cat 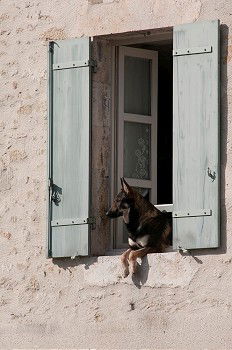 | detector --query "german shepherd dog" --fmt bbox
[106,178,172,277]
